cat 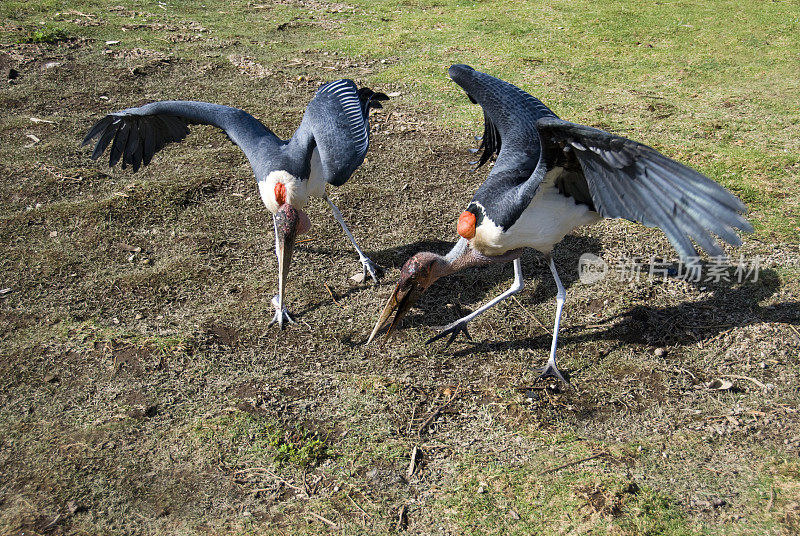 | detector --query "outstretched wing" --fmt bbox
[535,116,753,260]
[295,79,388,187]
[448,64,558,229]
[82,100,278,172]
